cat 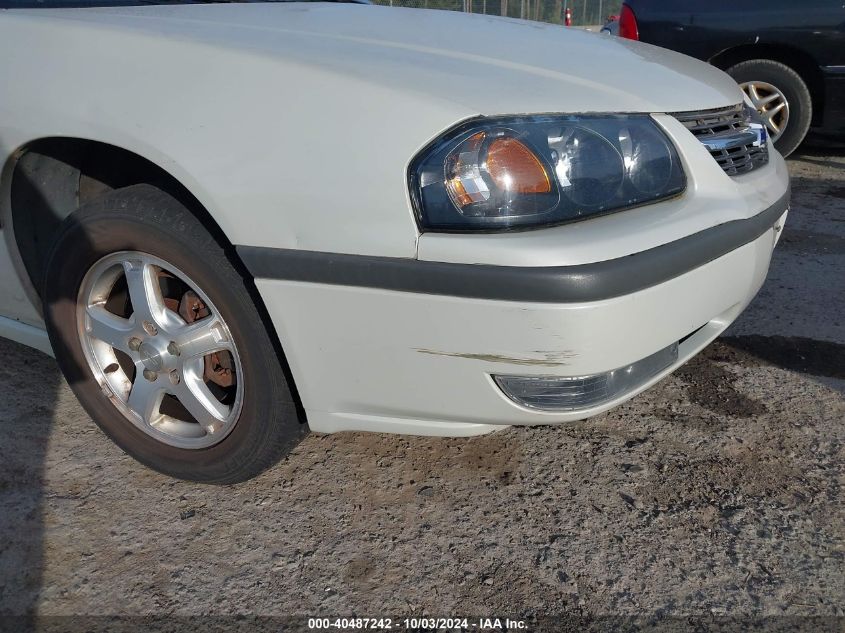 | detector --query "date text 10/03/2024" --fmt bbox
[308,618,528,630]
